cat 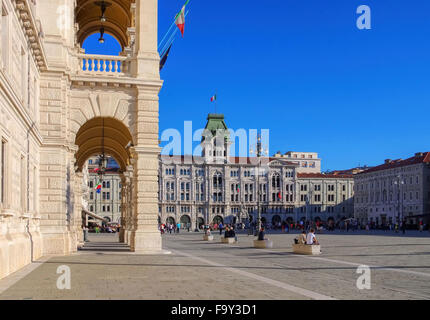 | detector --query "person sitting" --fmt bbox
[306,228,319,245]
[224,226,231,238]
[257,227,266,241]
[230,227,236,238]
[295,231,307,244]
